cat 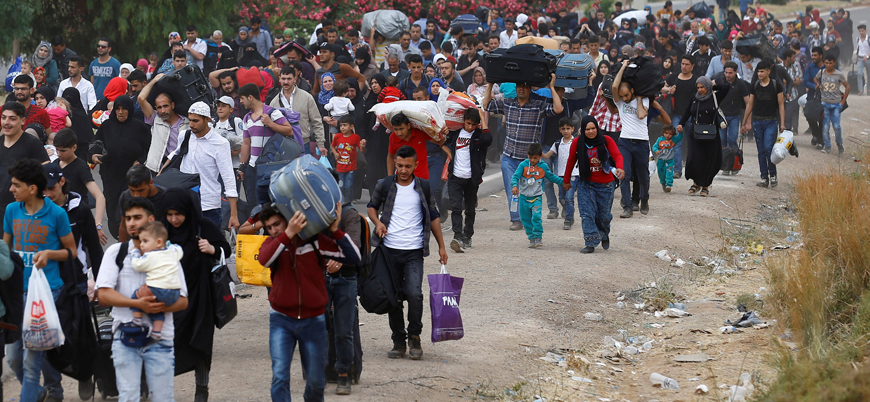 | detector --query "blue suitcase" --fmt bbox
[269,154,342,240]
[554,53,594,89]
